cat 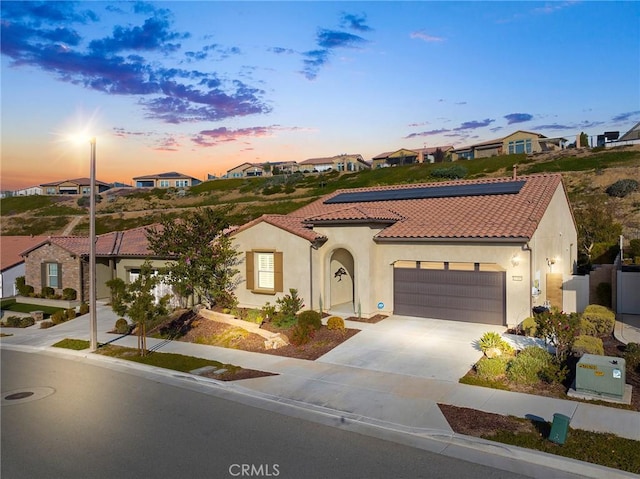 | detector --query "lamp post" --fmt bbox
[89,137,98,351]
